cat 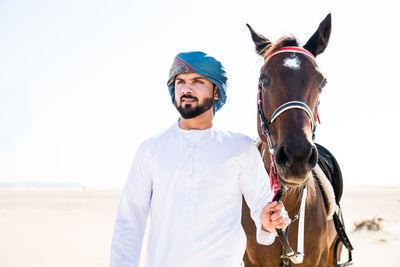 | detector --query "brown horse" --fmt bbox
[241,14,343,267]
